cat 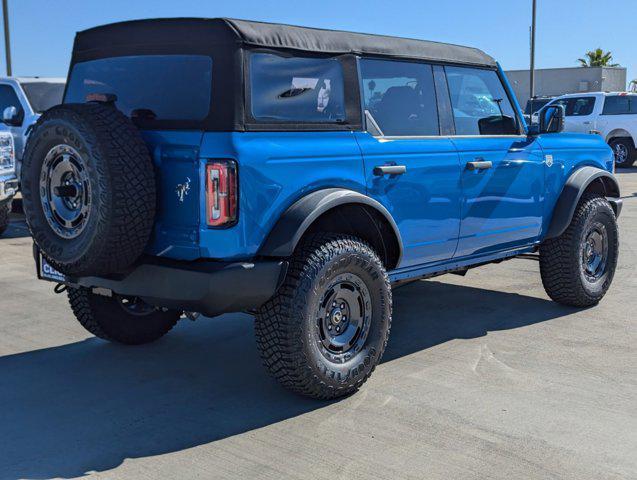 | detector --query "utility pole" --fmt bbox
[2,0,11,76]
[529,0,537,100]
